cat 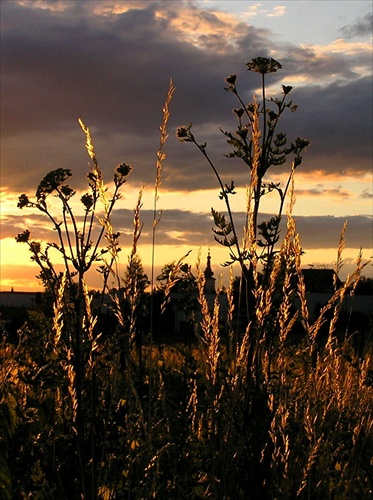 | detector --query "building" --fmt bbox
[0,290,42,308]
[170,252,229,335]
[294,268,372,321]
